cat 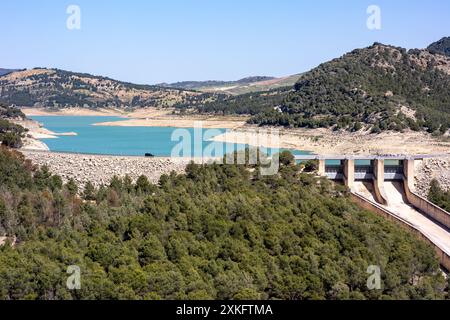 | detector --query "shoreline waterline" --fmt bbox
[22,111,450,157]
[21,107,248,129]
[27,115,311,157]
